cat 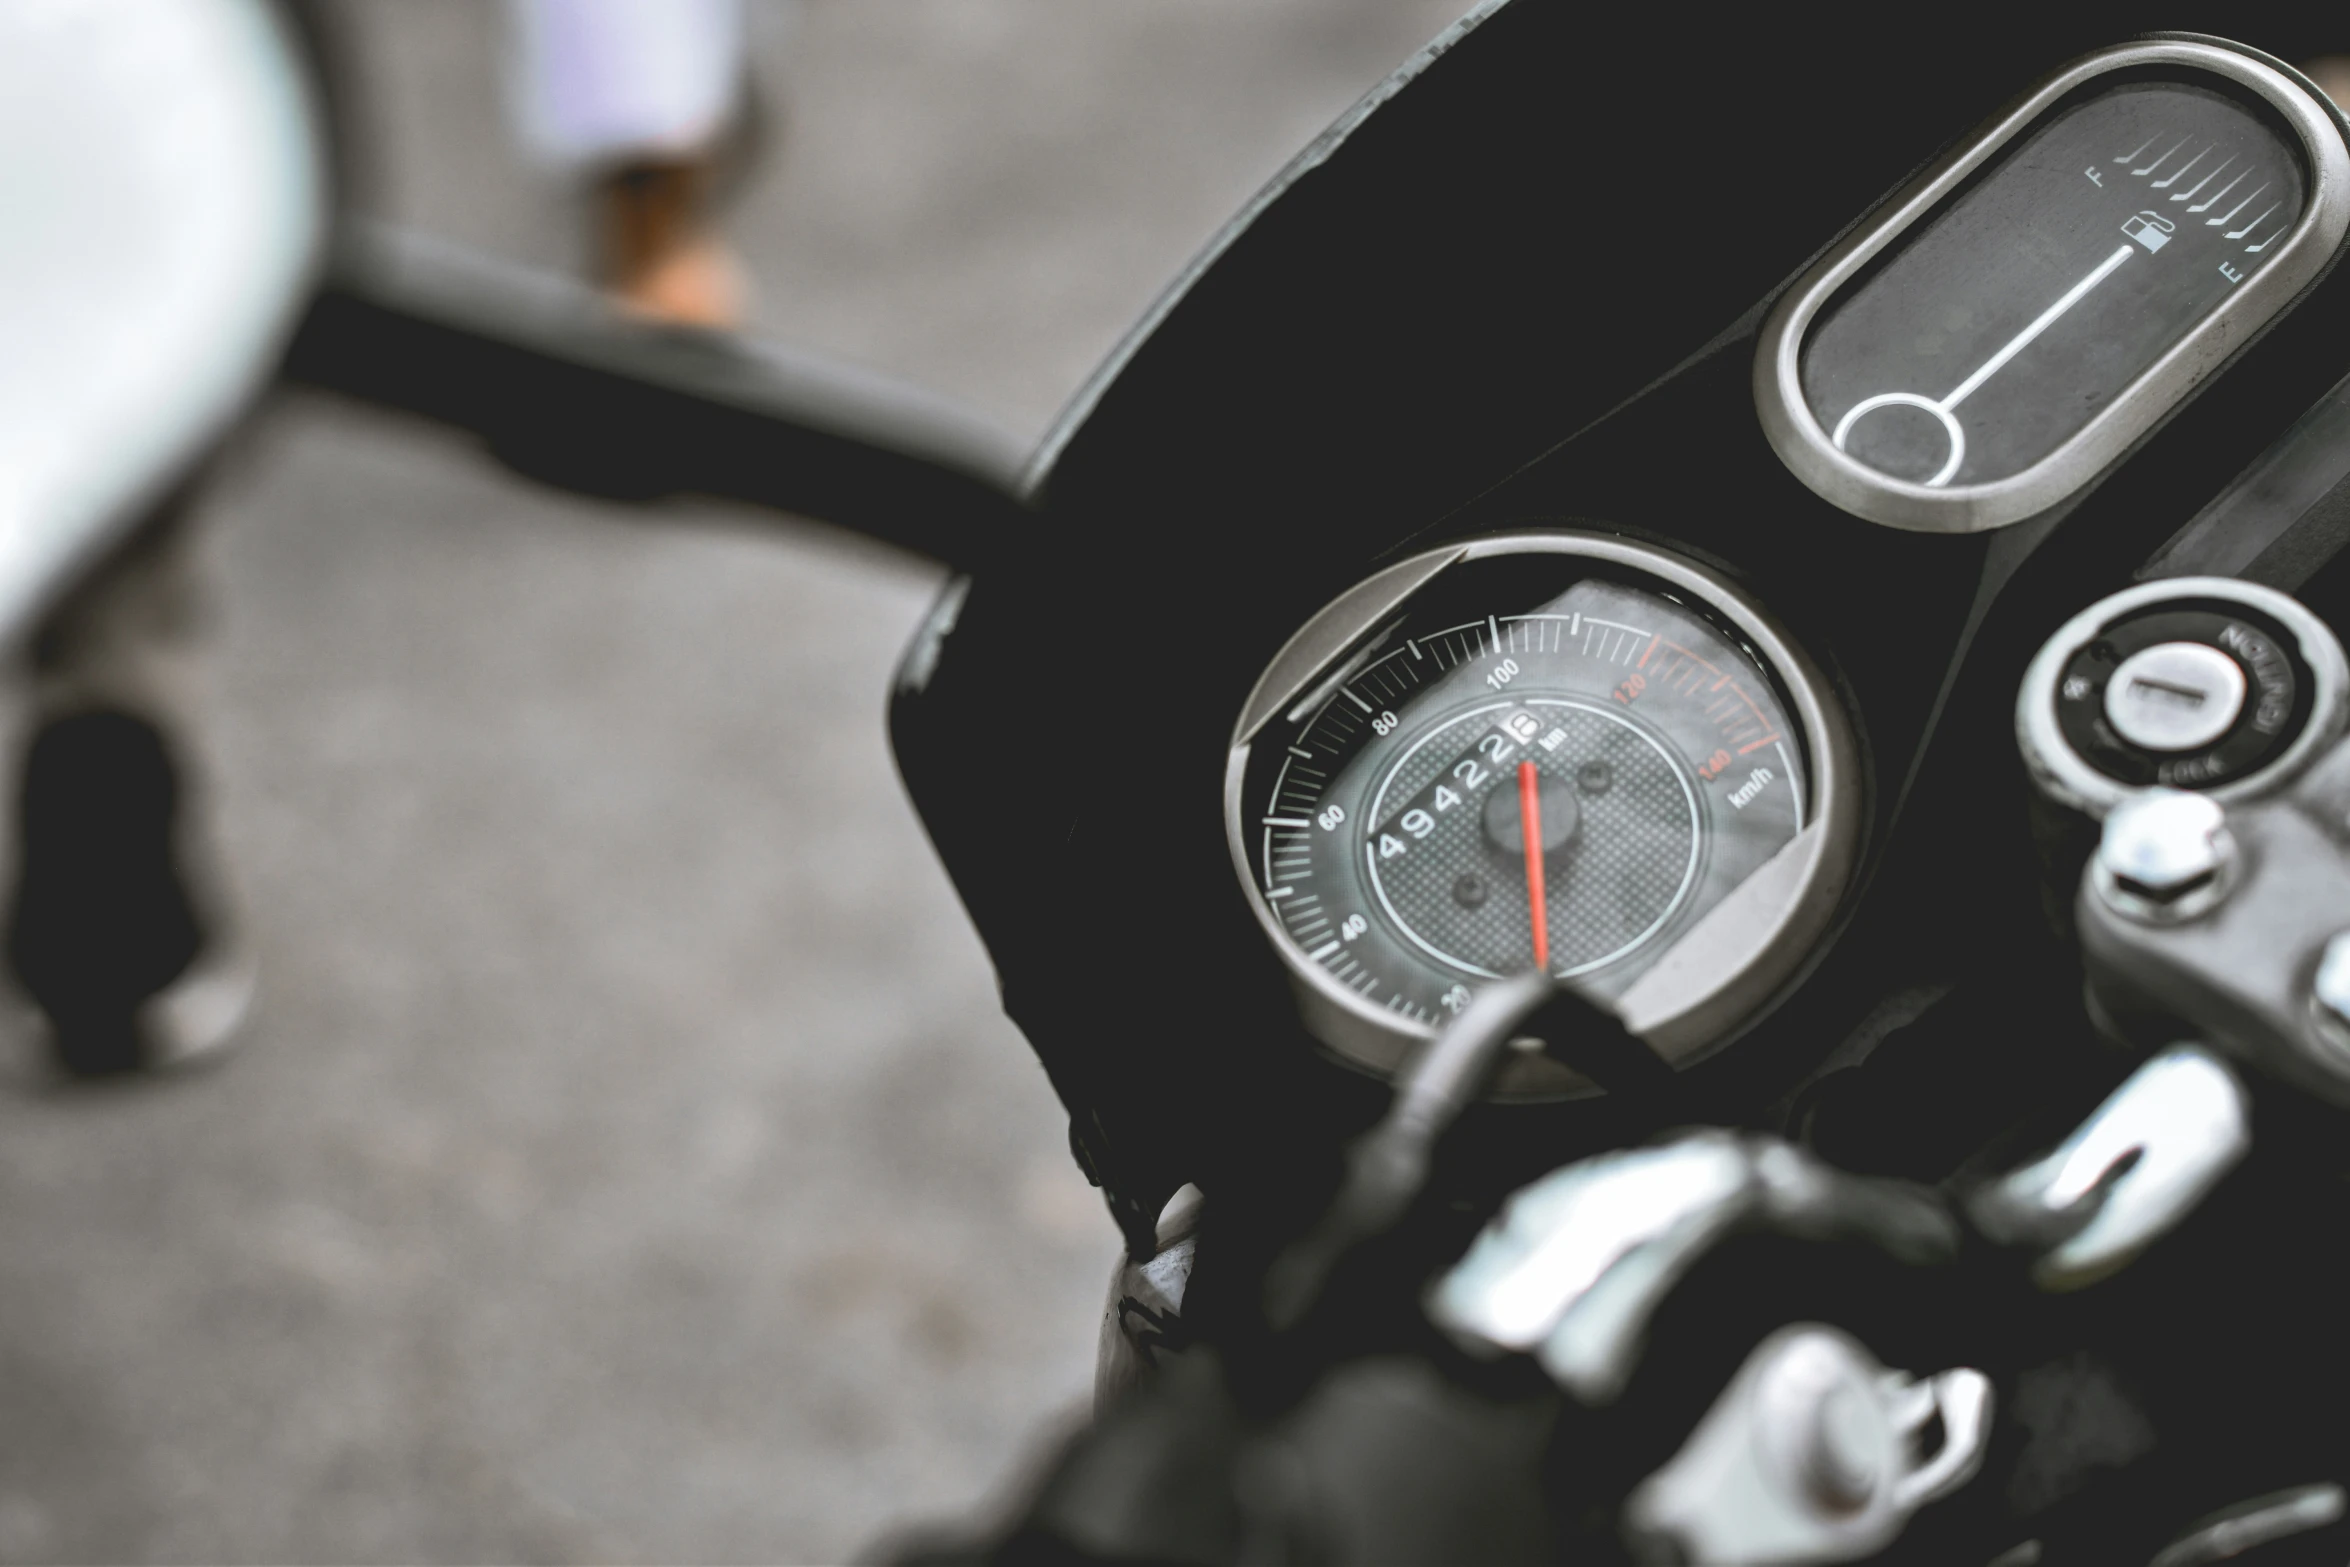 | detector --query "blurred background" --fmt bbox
[0,2,1465,1561]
